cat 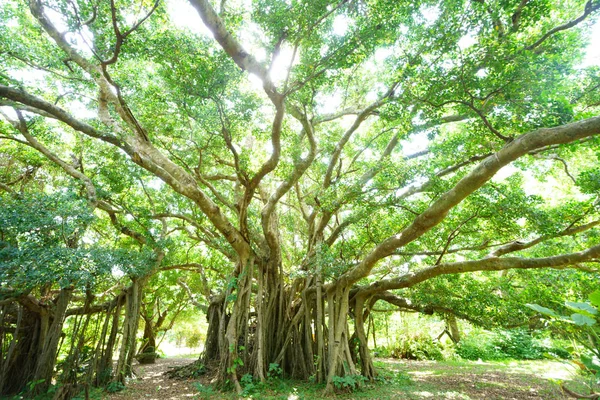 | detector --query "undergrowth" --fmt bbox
[456,328,570,361]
